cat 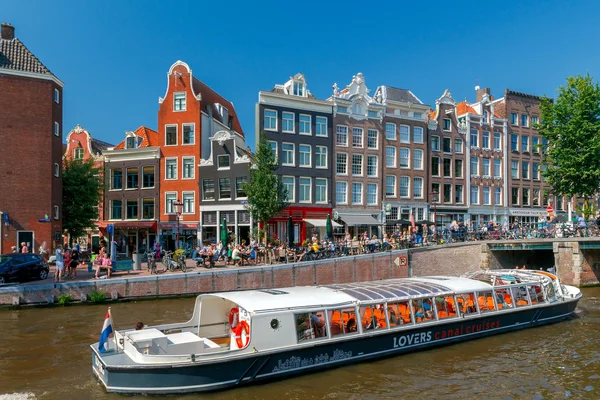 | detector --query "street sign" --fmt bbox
[38,218,51,223]
[394,257,400,267]
[546,205,554,213]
